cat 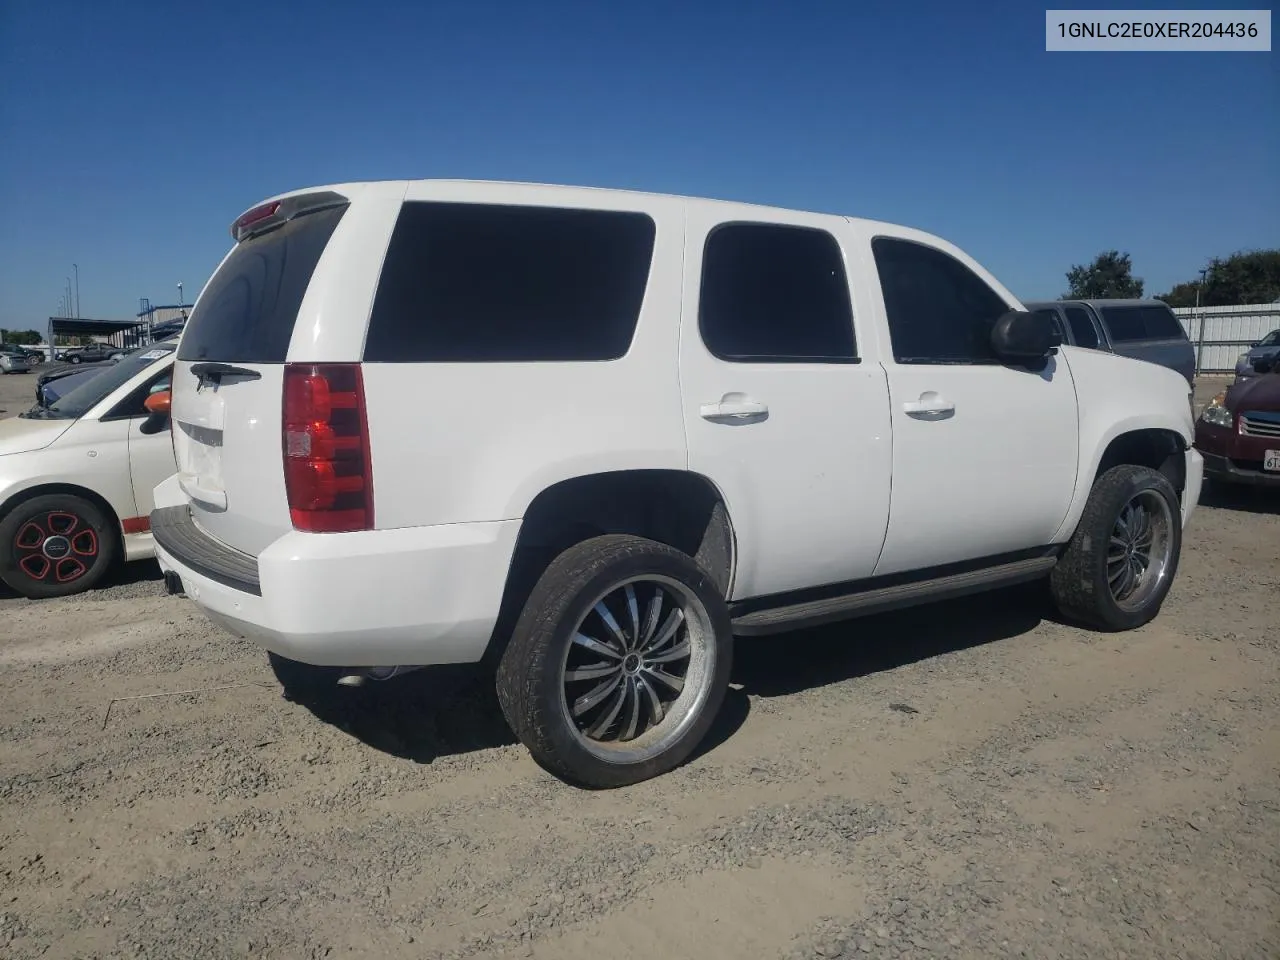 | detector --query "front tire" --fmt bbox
[68,356,80,364]
[496,534,733,789]
[0,494,119,599]
[1050,464,1182,631]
